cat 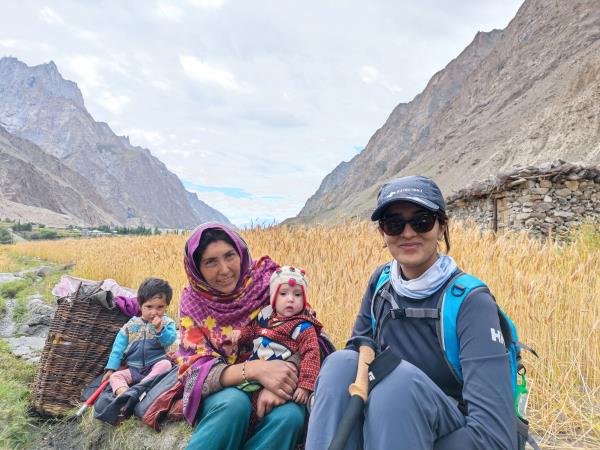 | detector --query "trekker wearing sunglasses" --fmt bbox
[306,176,516,450]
